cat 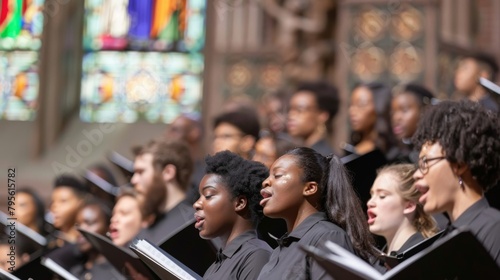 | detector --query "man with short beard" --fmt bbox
[131,139,194,243]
